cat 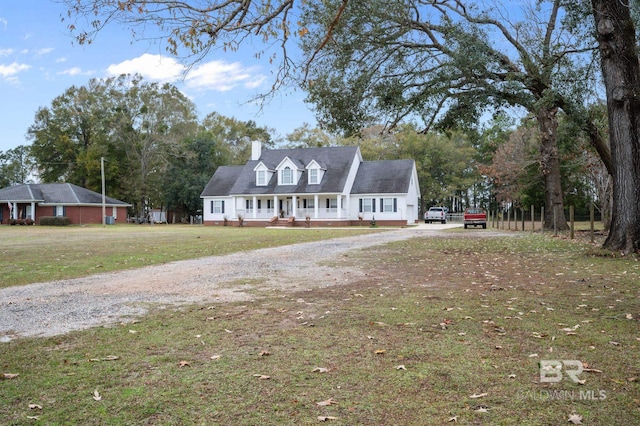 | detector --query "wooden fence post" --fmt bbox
[570,205,575,240]
[531,205,535,232]
[590,202,595,243]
